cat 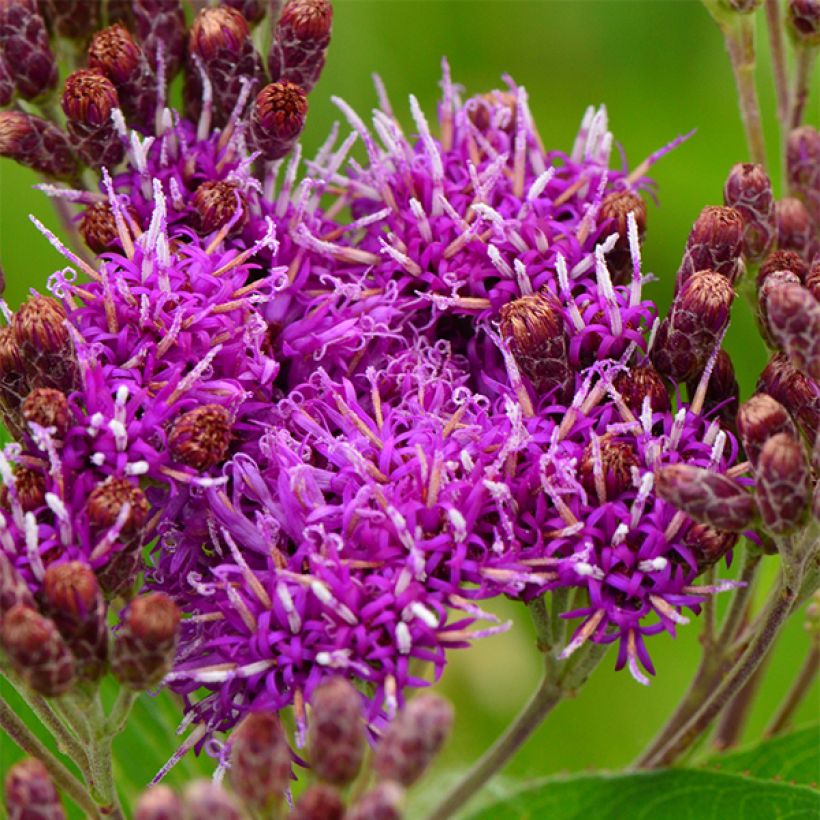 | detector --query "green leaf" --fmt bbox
[467,769,820,820]
[702,724,819,788]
